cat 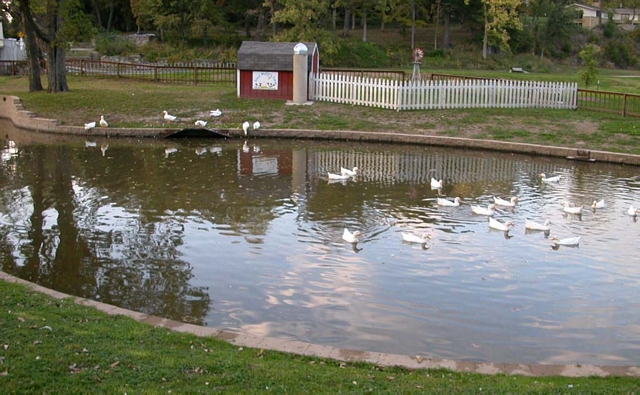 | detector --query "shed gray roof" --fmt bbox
[237,41,318,71]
